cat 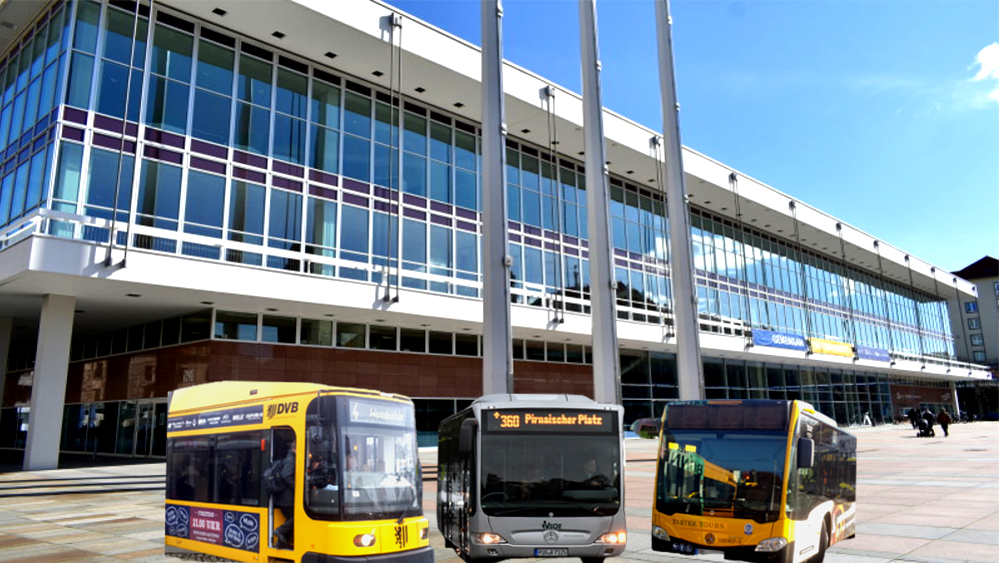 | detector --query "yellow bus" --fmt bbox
[649,400,855,563]
[164,381,432,563]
